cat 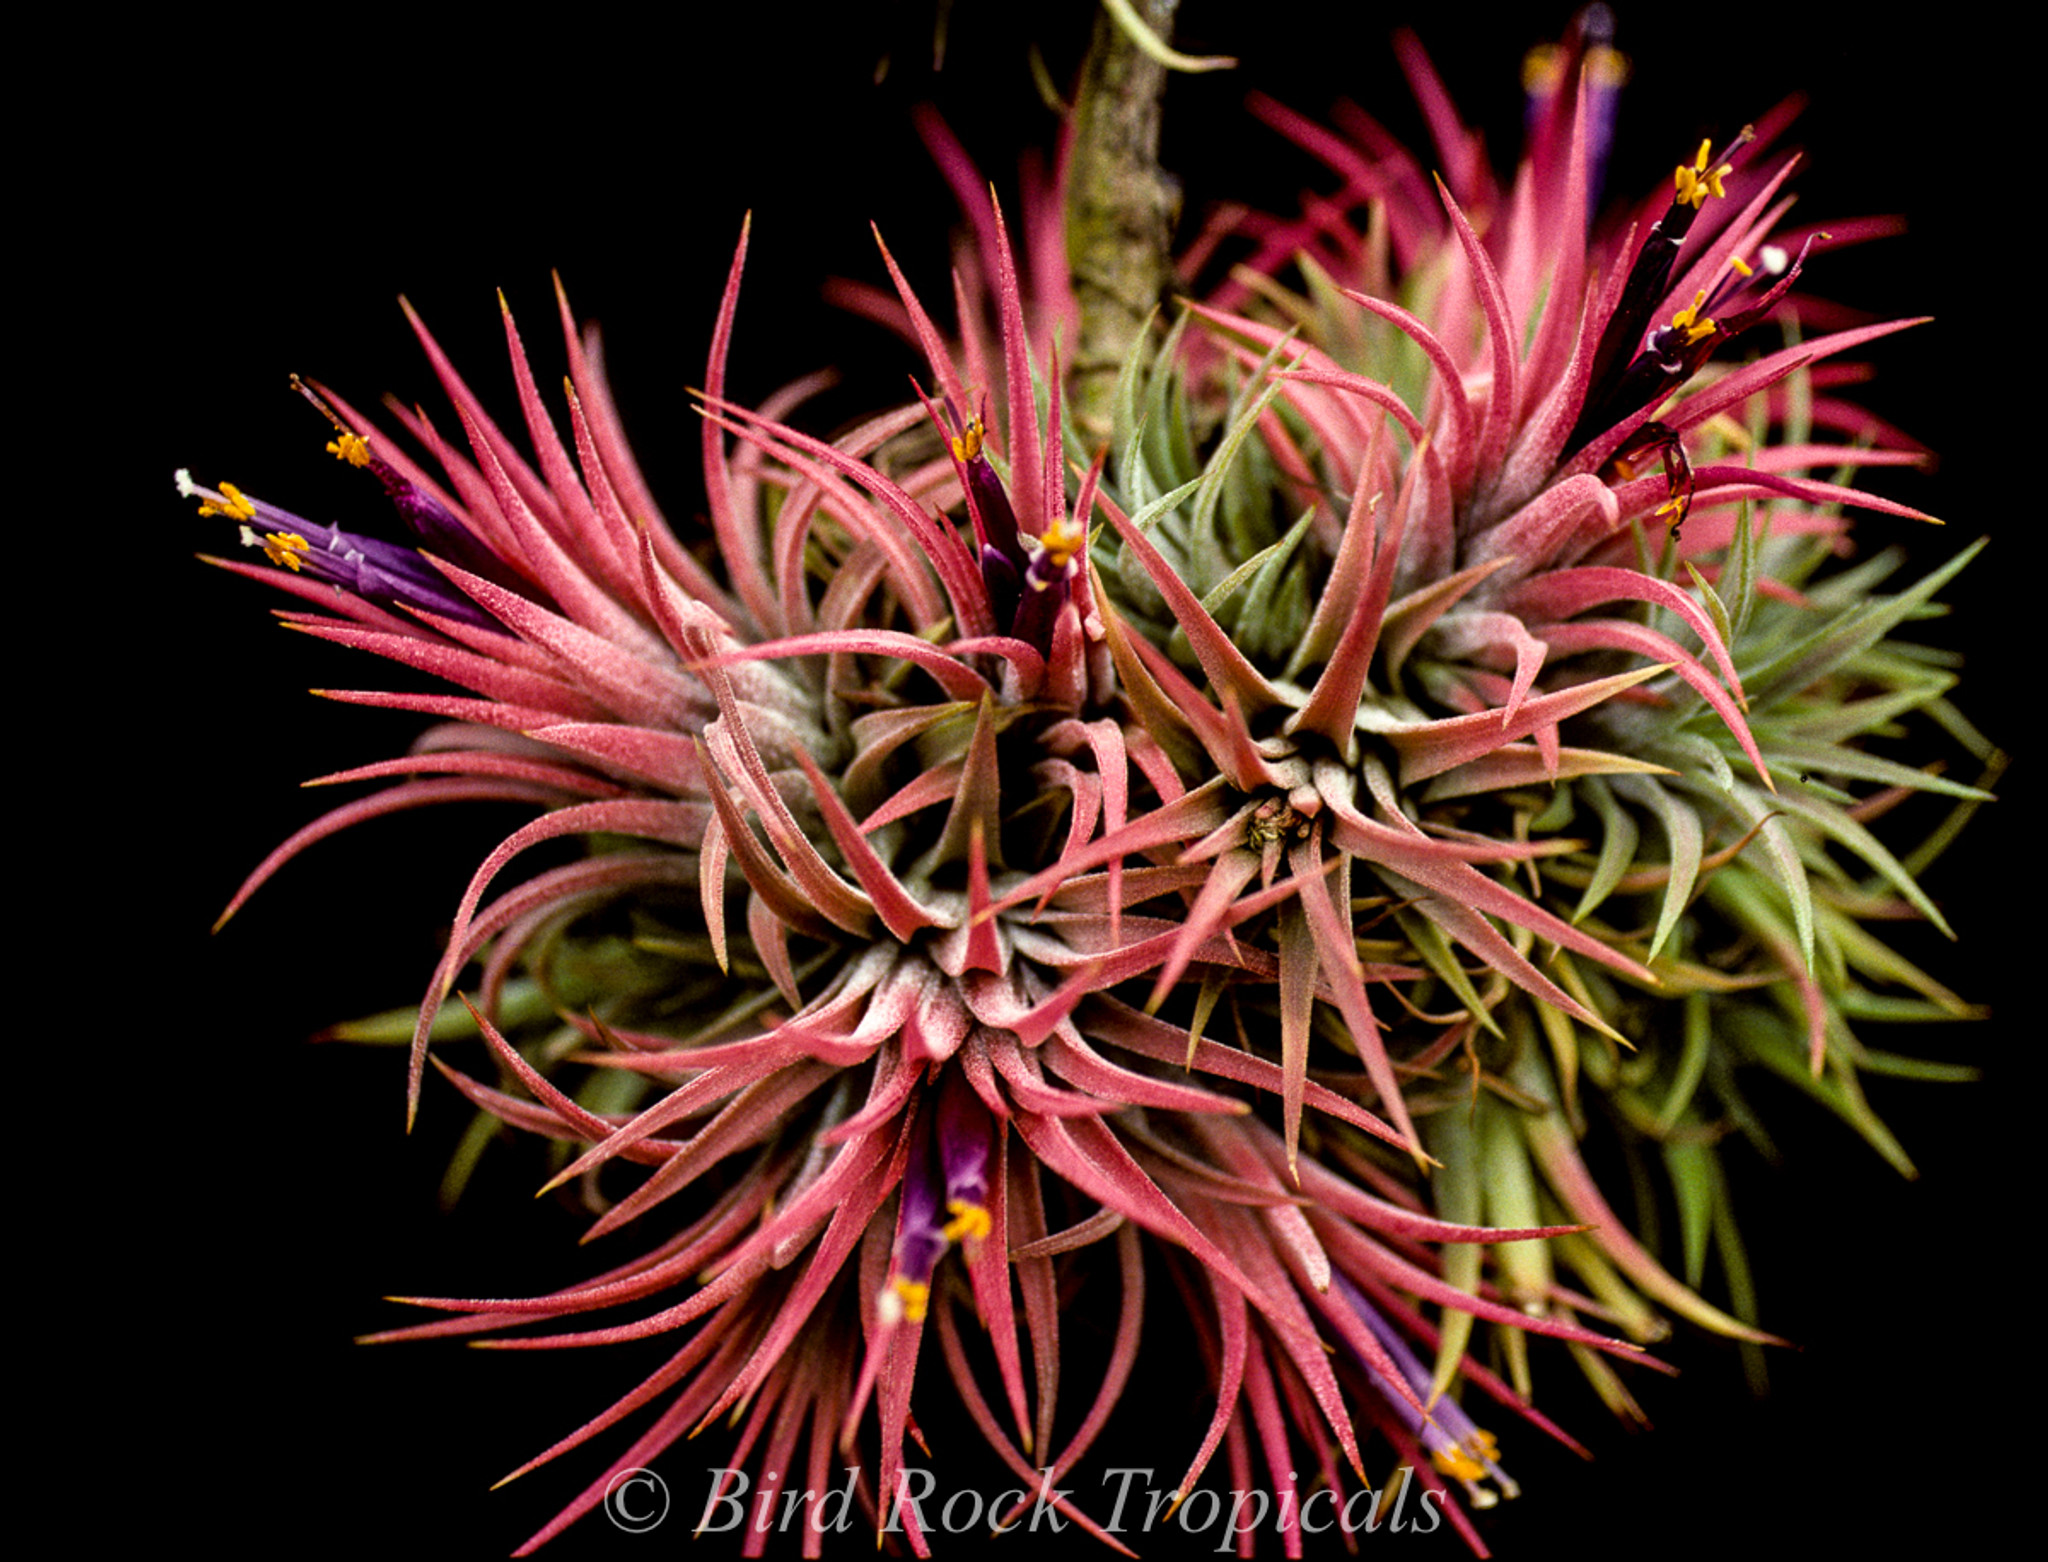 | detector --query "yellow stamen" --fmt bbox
[1039,515,1085,570]
[942,1199,991,1243]
[1729,254,1754,278]
[1587,44,1629,89]
[196,480,257,523]
[293,374,373,465]
[950,415,985,464]
[326,431,372,467]
[889,1276,930,1323]
[1669,289,1717,345]
[259,531,312,571]
[1431,1446,1487,1483]
[1673,140,1731,209]
[1523,41,1628,93]
[1520,44,1563,94]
